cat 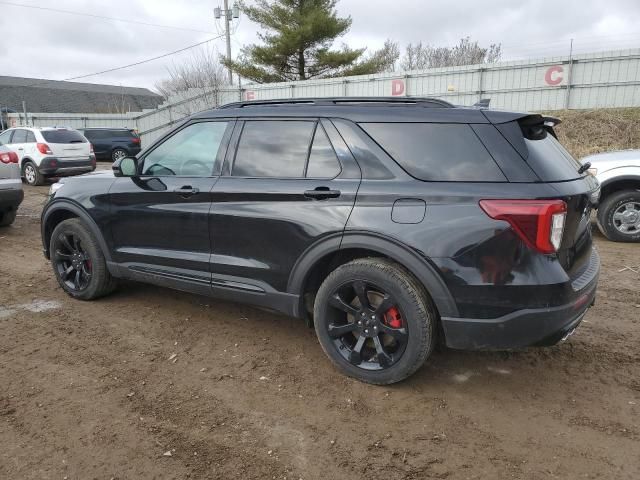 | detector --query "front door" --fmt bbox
[108,120,233,289]
[209,118,361,295]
